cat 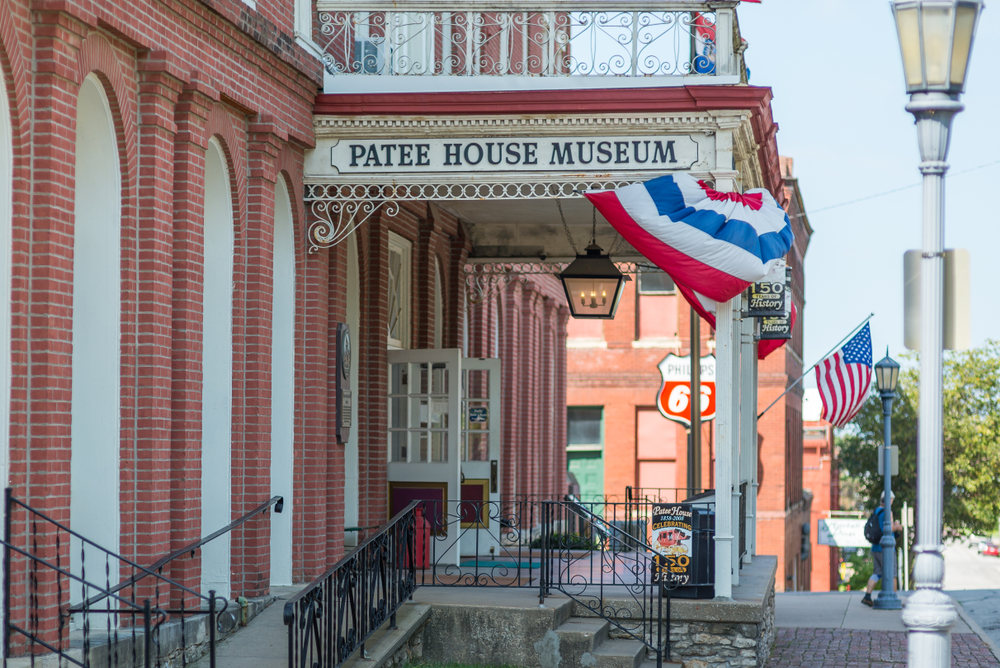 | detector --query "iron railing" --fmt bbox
[314,1,743,89]
[2,489,226,668]
[626,487,707,504]
[539,498,715,668]
[284,502,417,668]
